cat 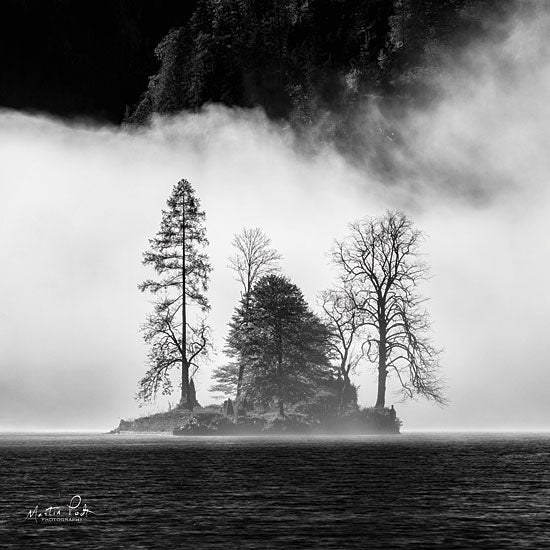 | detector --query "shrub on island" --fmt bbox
[171,407,400,436]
